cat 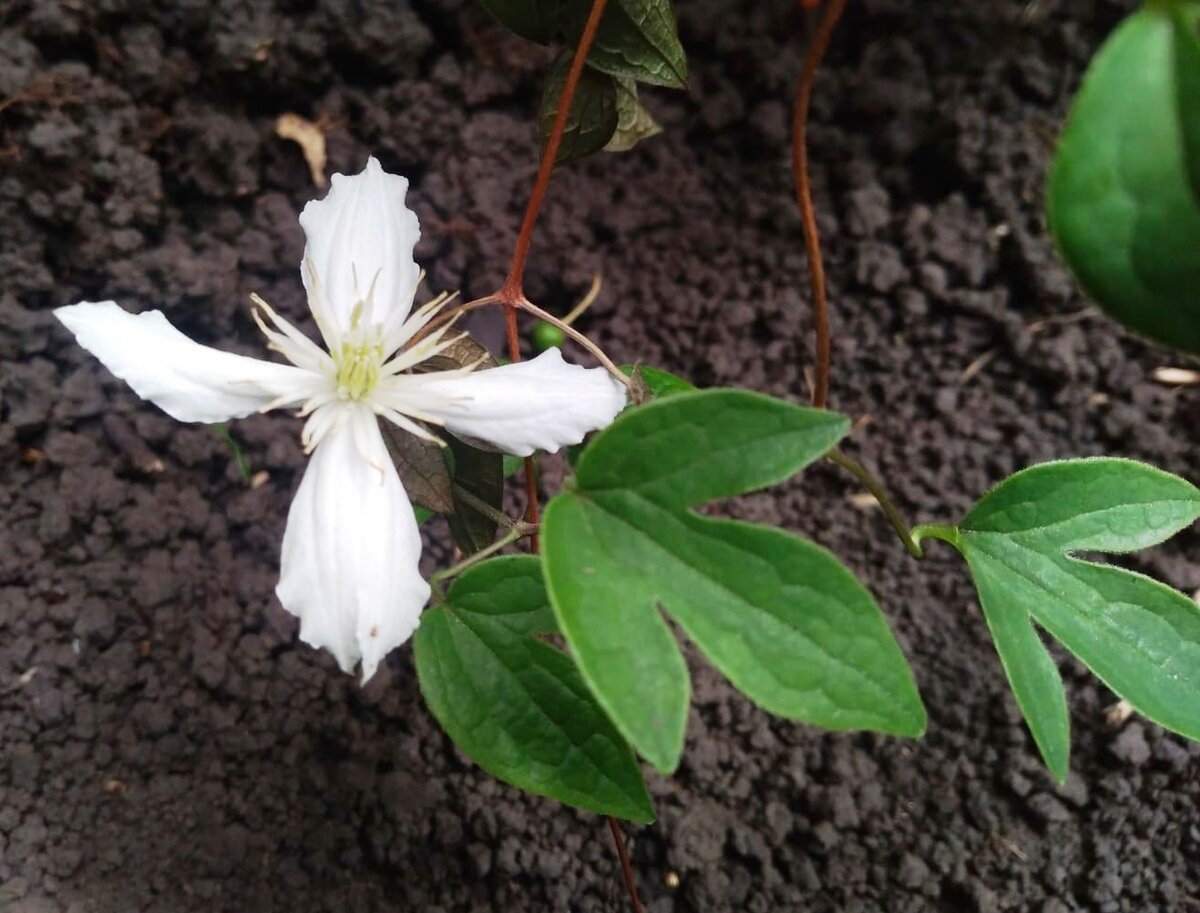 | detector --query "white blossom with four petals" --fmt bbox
[56,157,627,683]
